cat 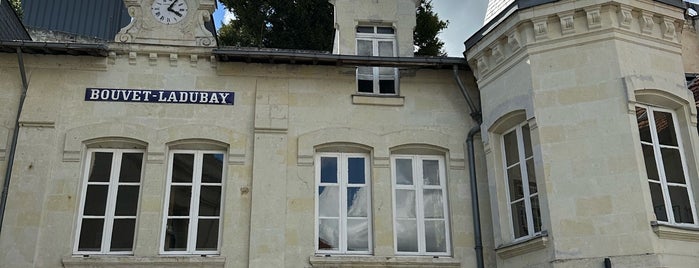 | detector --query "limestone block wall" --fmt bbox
[682,20,699,74]
[467,0,699,267]
[0,53,22,196]
[331,0,418,56]
[0,44,482,267]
